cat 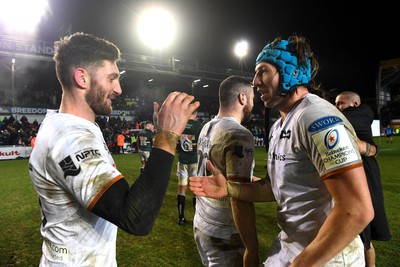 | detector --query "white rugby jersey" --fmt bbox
[194,116,255,239]
[29,110,123,266]
[265,94,364,265]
